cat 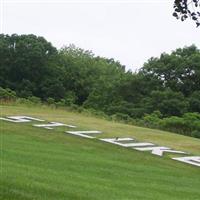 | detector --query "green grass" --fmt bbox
[1,104,200,200]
